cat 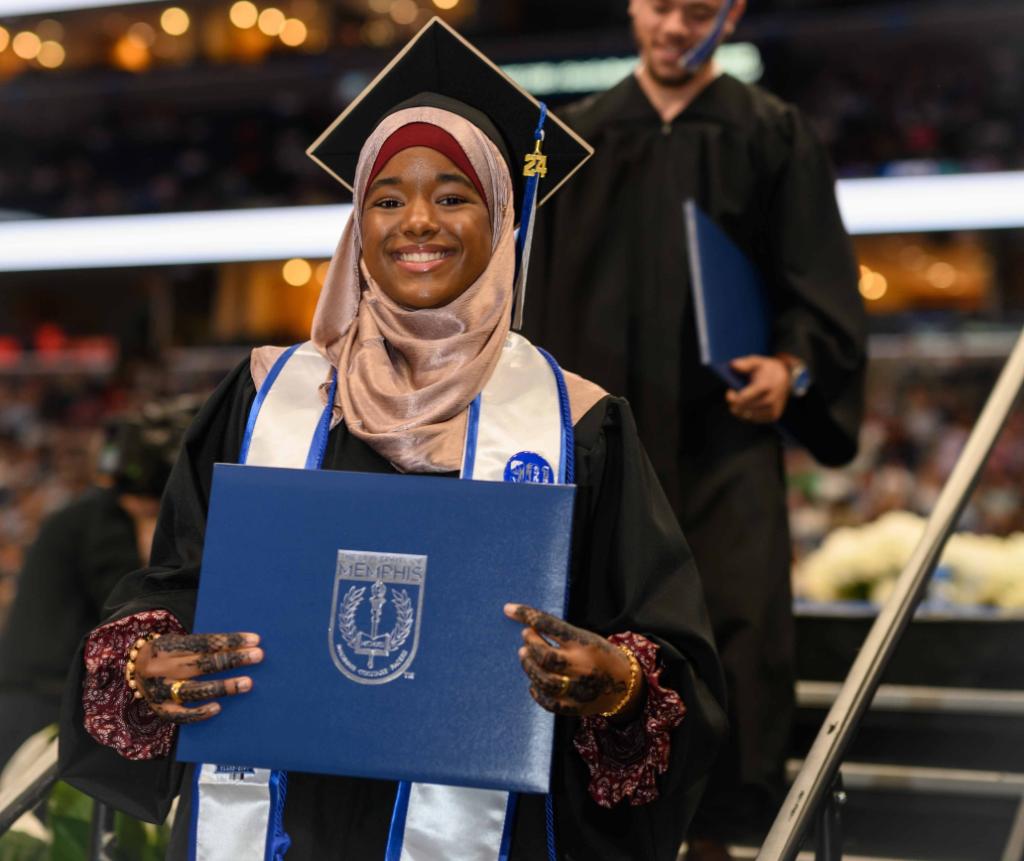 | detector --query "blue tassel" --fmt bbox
[512,102,549,330]
[680,0,735,73]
